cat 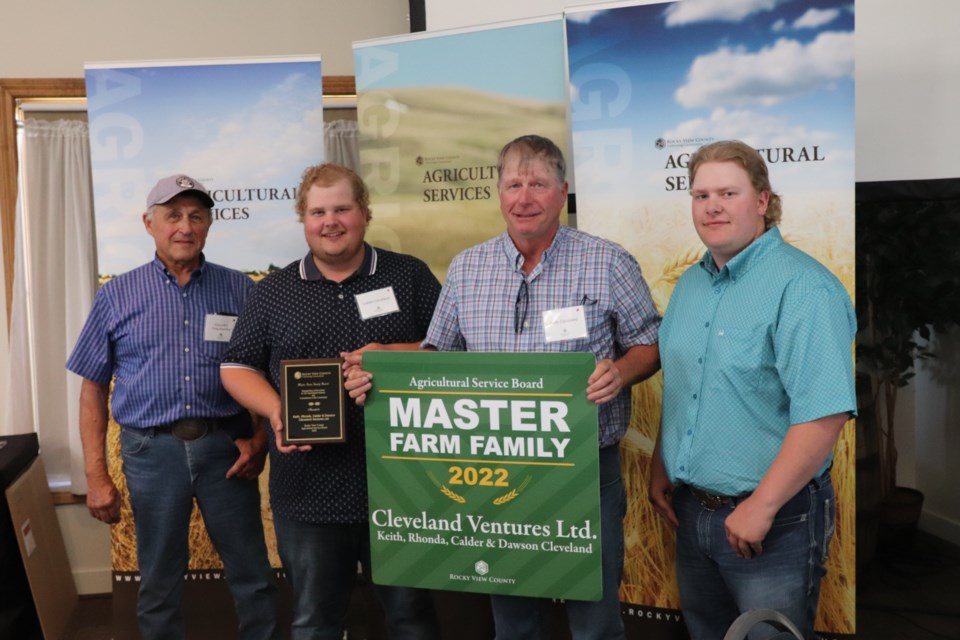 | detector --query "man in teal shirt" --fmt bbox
[649,140,856,640]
